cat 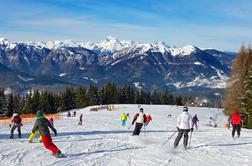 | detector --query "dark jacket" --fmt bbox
[32,115,57,136]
